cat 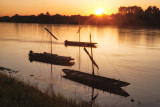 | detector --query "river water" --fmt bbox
[0,22,160,107]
